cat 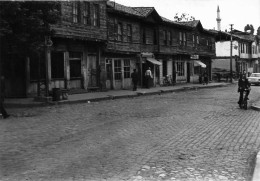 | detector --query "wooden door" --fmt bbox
[88,55,97,87]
